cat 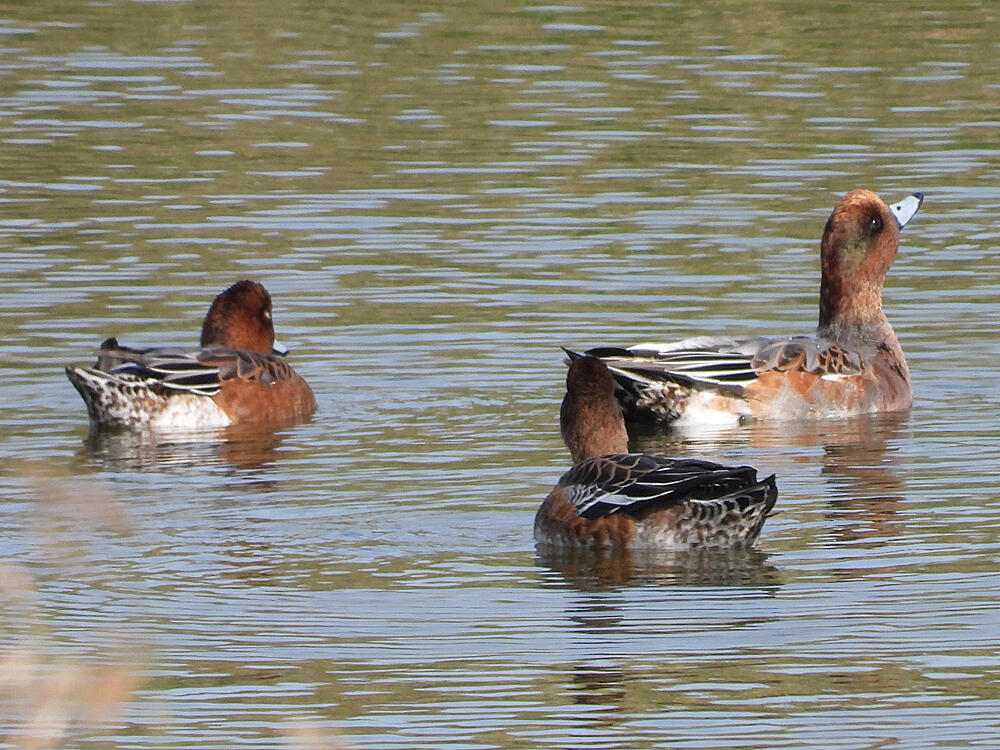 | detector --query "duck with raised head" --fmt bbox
[66,280,316,429]
[534,356,777,550]
[566,189,923,425]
